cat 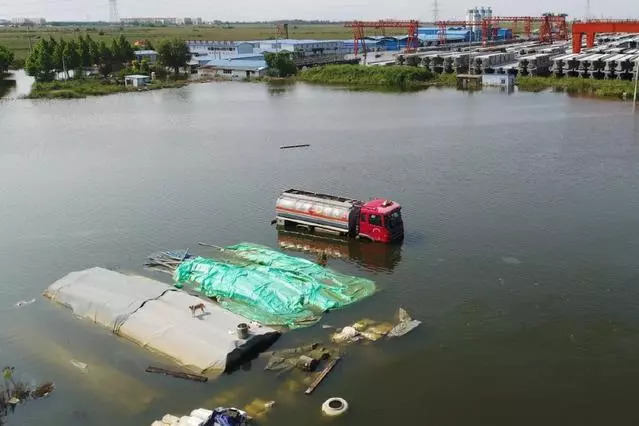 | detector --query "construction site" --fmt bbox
[343,13,639,83]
